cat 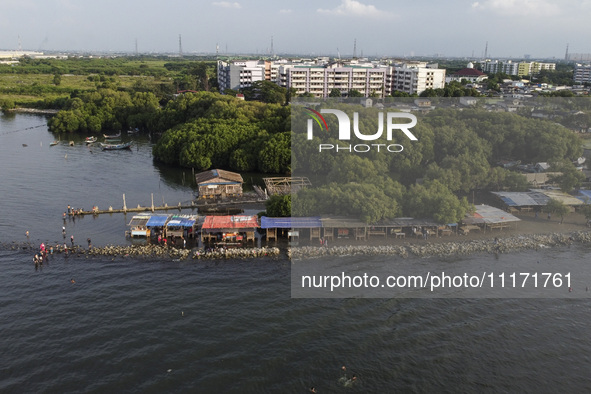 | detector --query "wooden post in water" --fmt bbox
[123,193,127,212]
[151,193,154,212]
